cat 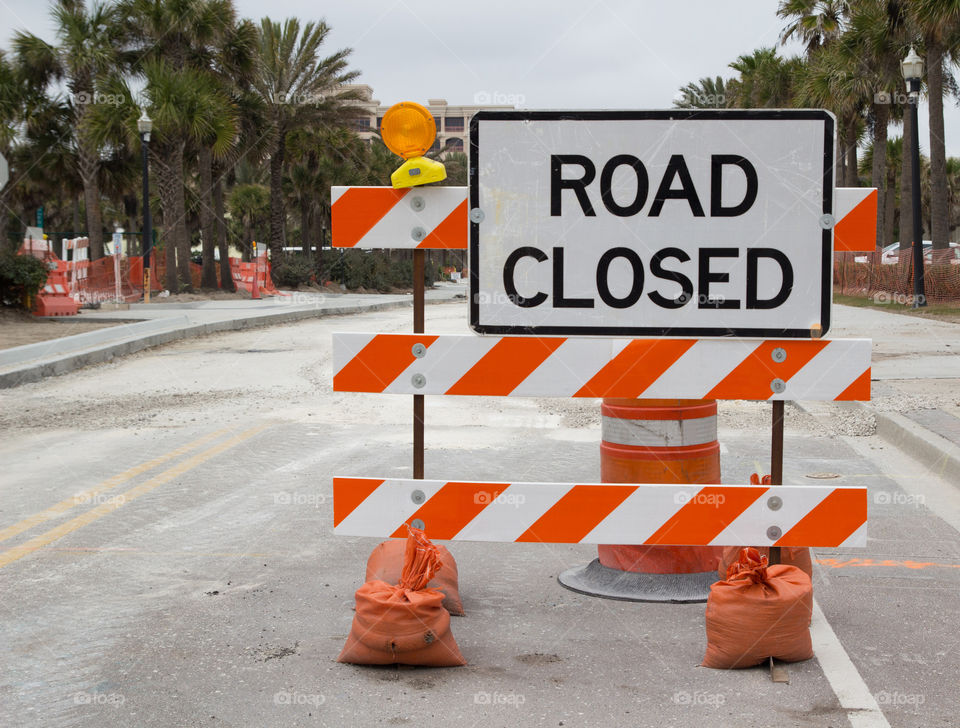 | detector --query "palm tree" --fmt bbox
[193,13,257,289]
[14,0,122,260]
[116,0,241,291]
[861,136,903,247]
[794,45,865,186]
[228,182,268,259]
[839,0,910,248]
[911,0,960,256]
[0,51,23,251]
[778,0,848,55]
[252,17,360,261]
[673,77,733,108]
[728,48,805,108]
[946,156,960,239]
